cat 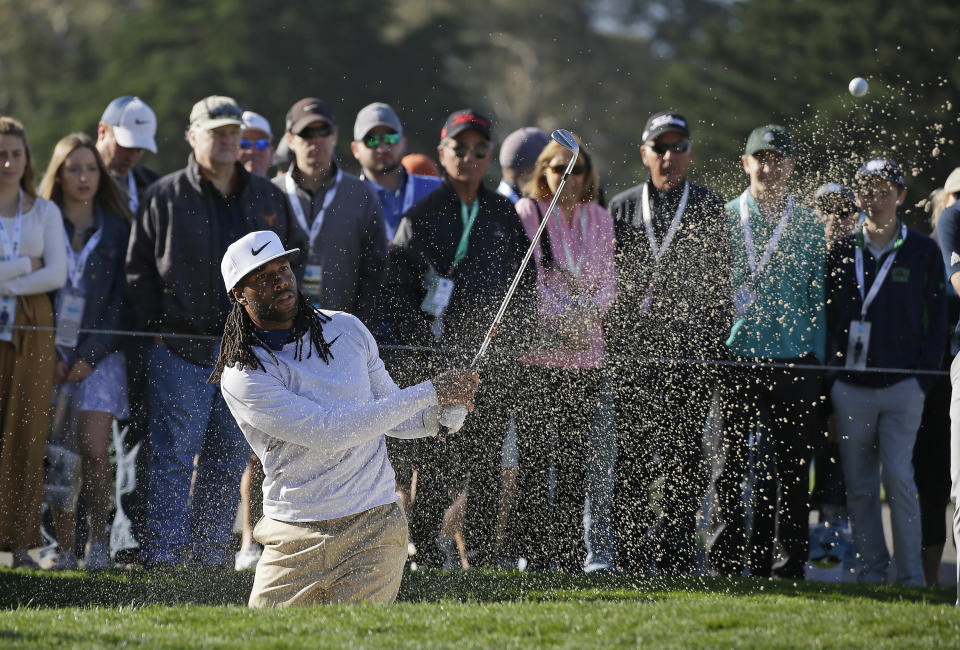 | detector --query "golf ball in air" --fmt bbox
[848,77,869,97]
